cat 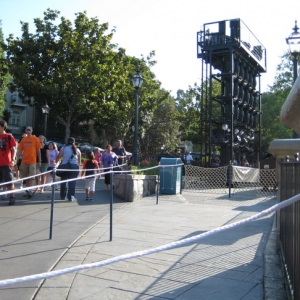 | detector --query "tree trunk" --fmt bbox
[89,120,96,145]
[65,124,71,143]
[101,128,107,148]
